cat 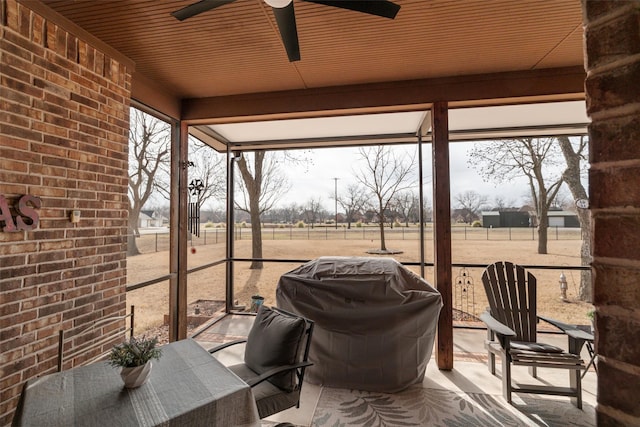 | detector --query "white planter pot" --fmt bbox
[120,361,152,388]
